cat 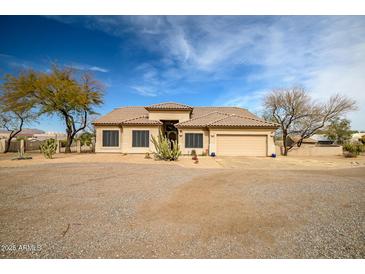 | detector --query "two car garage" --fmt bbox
[216,135,268,156]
